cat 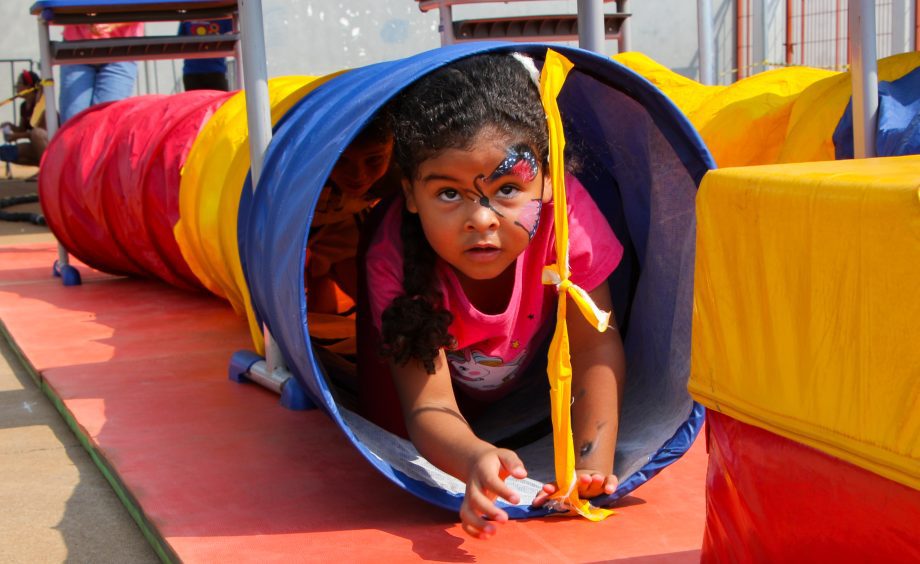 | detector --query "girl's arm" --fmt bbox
[391,353,527,539]
[534,280,625,504]
[569,280,625,496]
